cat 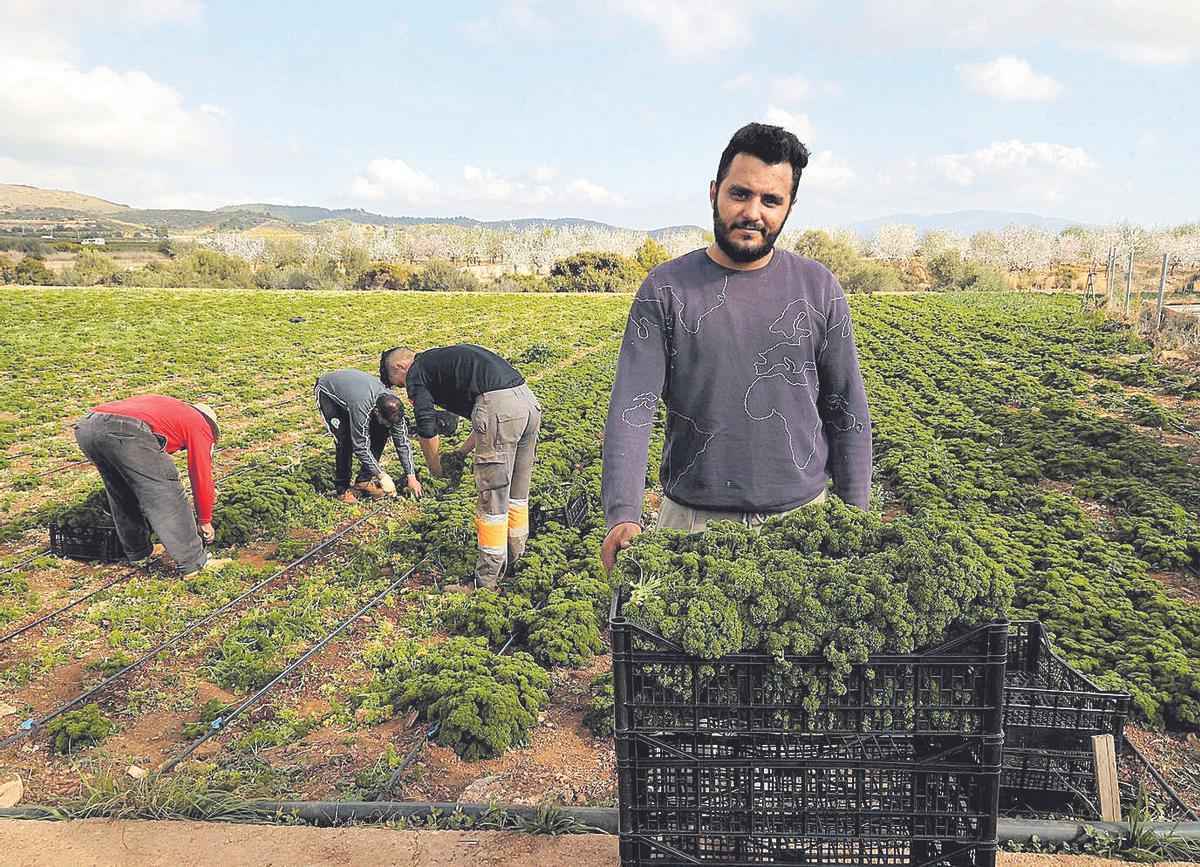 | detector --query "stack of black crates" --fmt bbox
[611,593,1009,866]
[1001,620,1130,815]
